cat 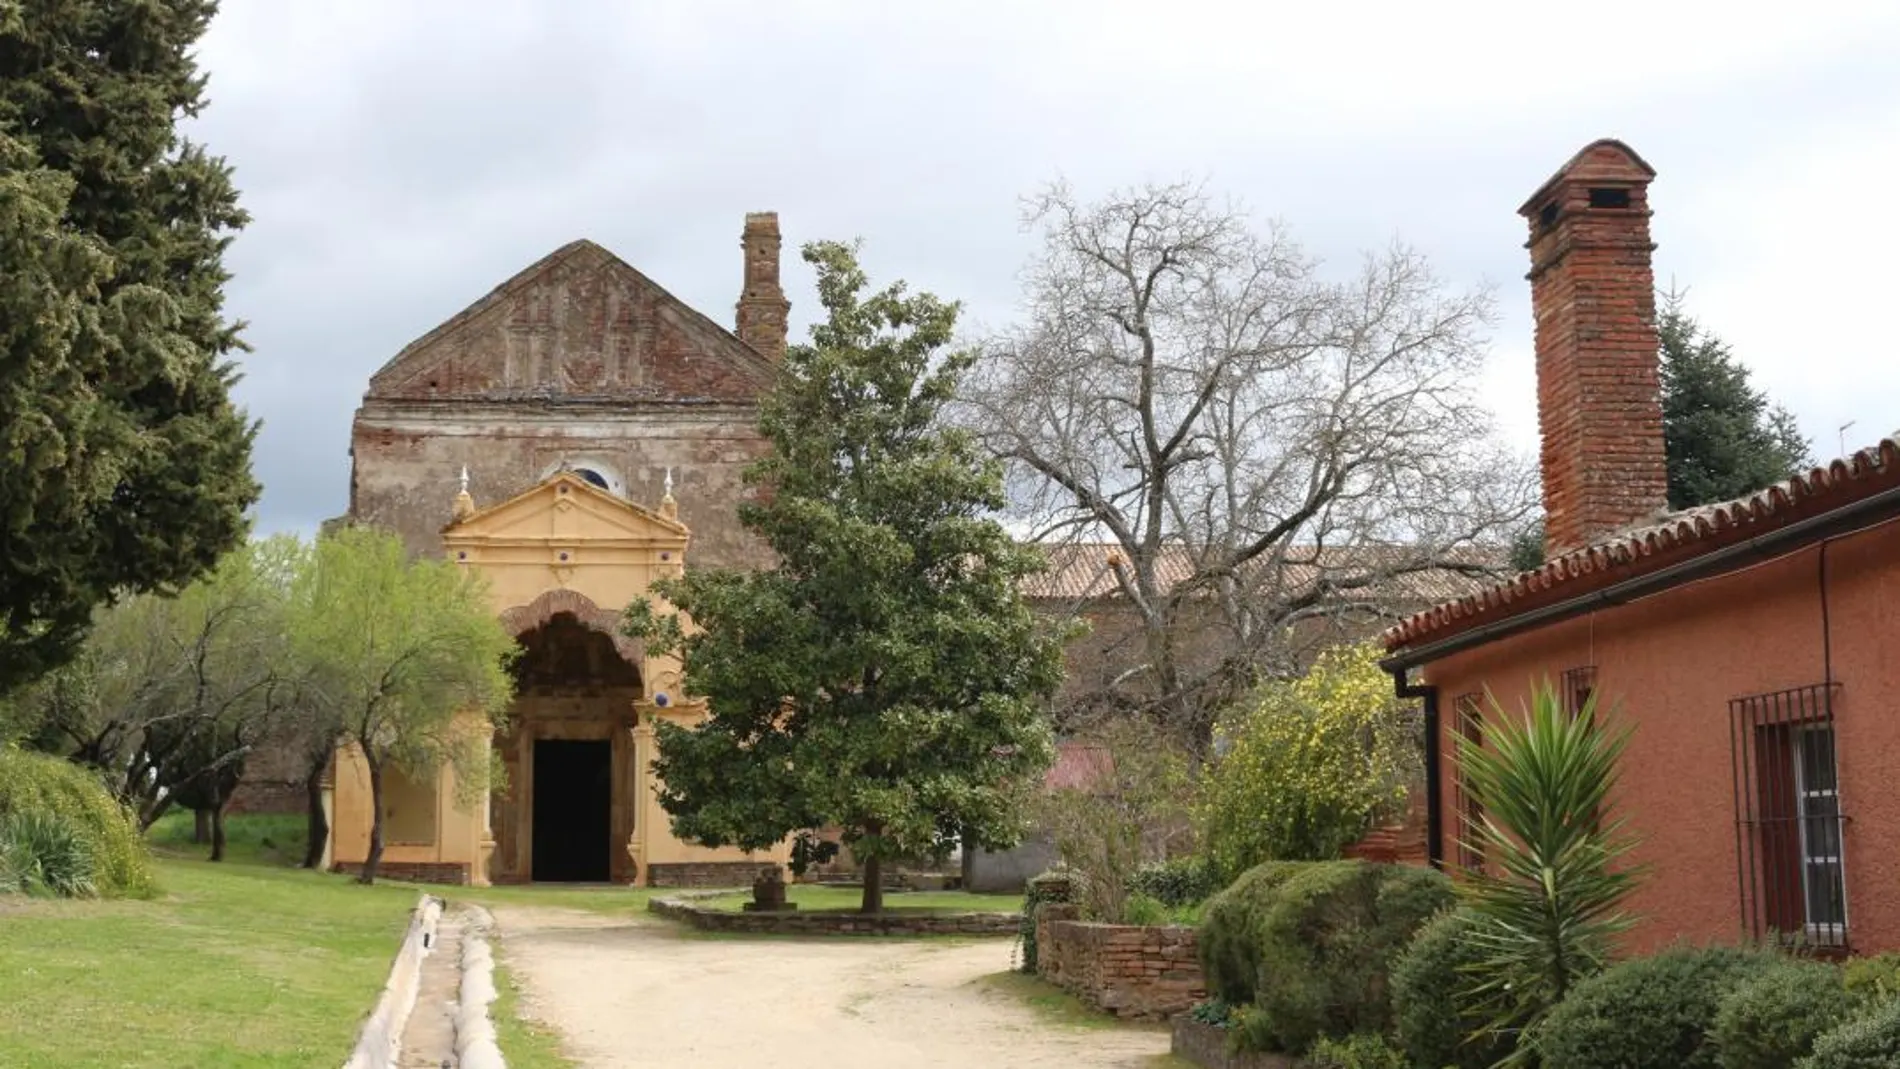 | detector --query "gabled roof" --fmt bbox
[366,239,777,404]
[443,470,690,544]
[1384,435,1900,651]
